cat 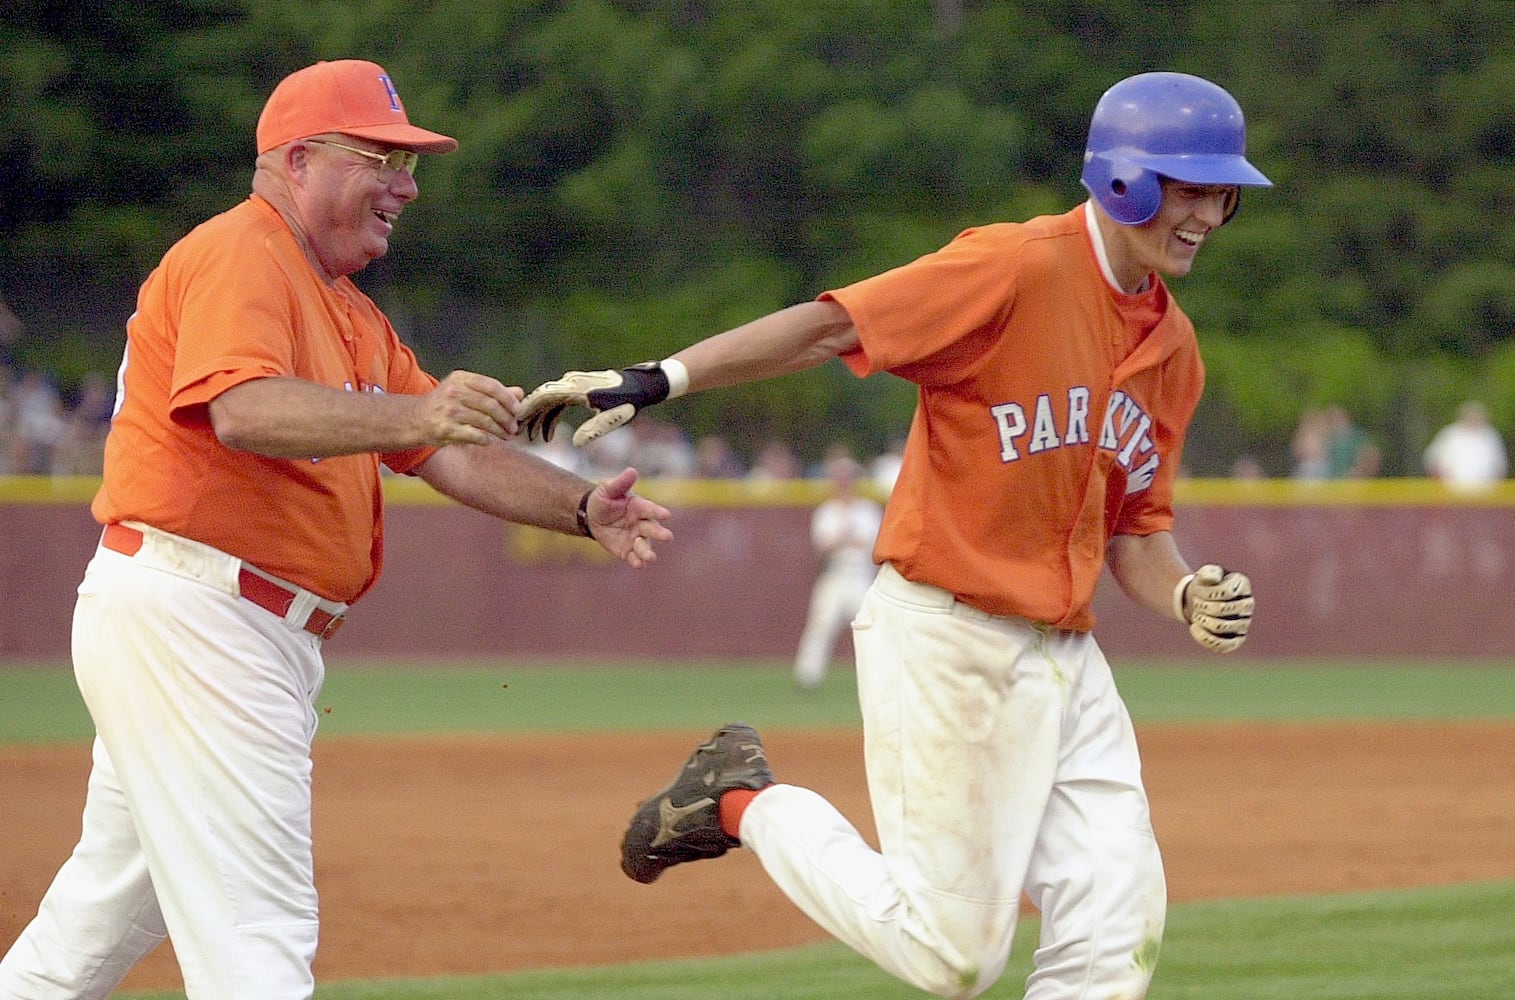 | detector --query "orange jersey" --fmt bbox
[825,205,1204,630]
[93,195,439,602]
